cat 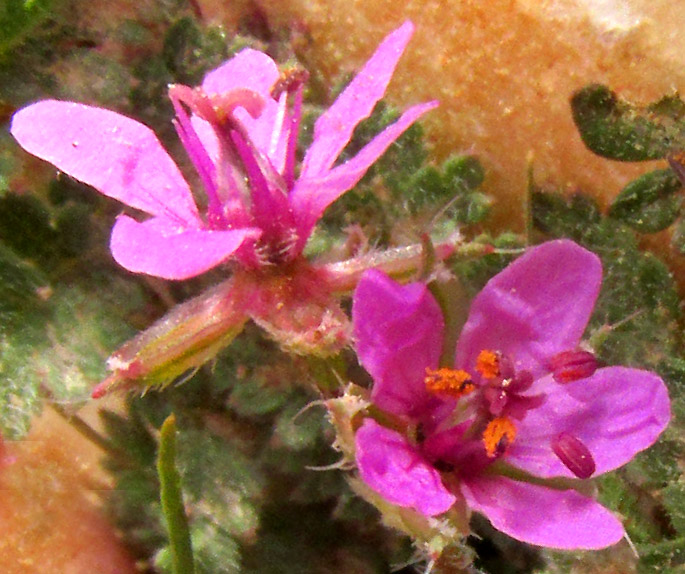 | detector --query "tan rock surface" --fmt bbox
[0,405,137,574]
